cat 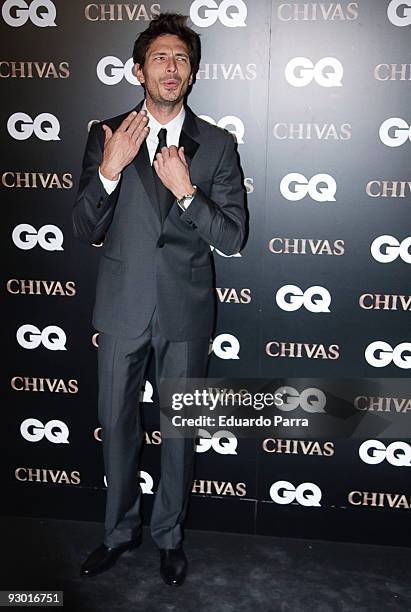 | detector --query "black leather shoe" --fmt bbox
[80,536,141,576]
[159,547,187,586]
